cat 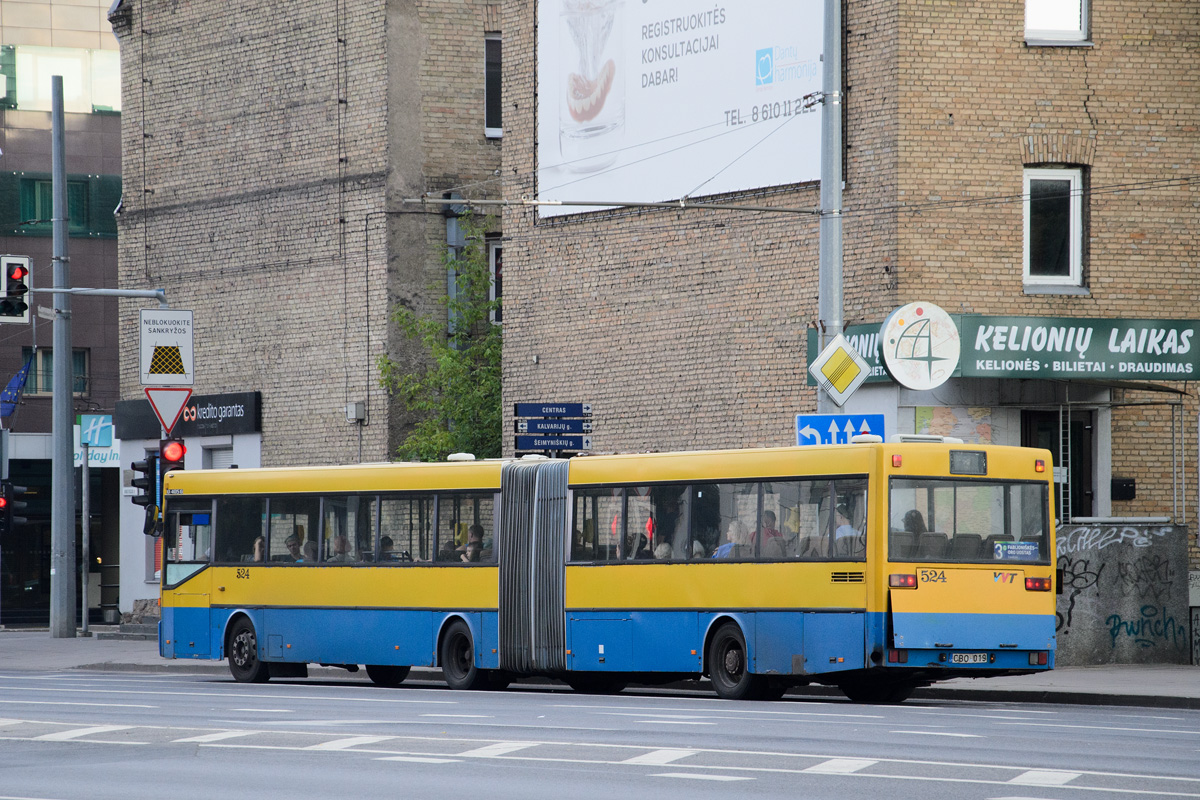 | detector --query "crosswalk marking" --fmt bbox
[650,773,752,782]
[305,735,395,751]
[803,758,878,774]
[456,742,538,758]
[173,731,258,743]
[622,749,697,766]
[1009,770,1081,786]
[378,756,462,764]
[34,725,132,742]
